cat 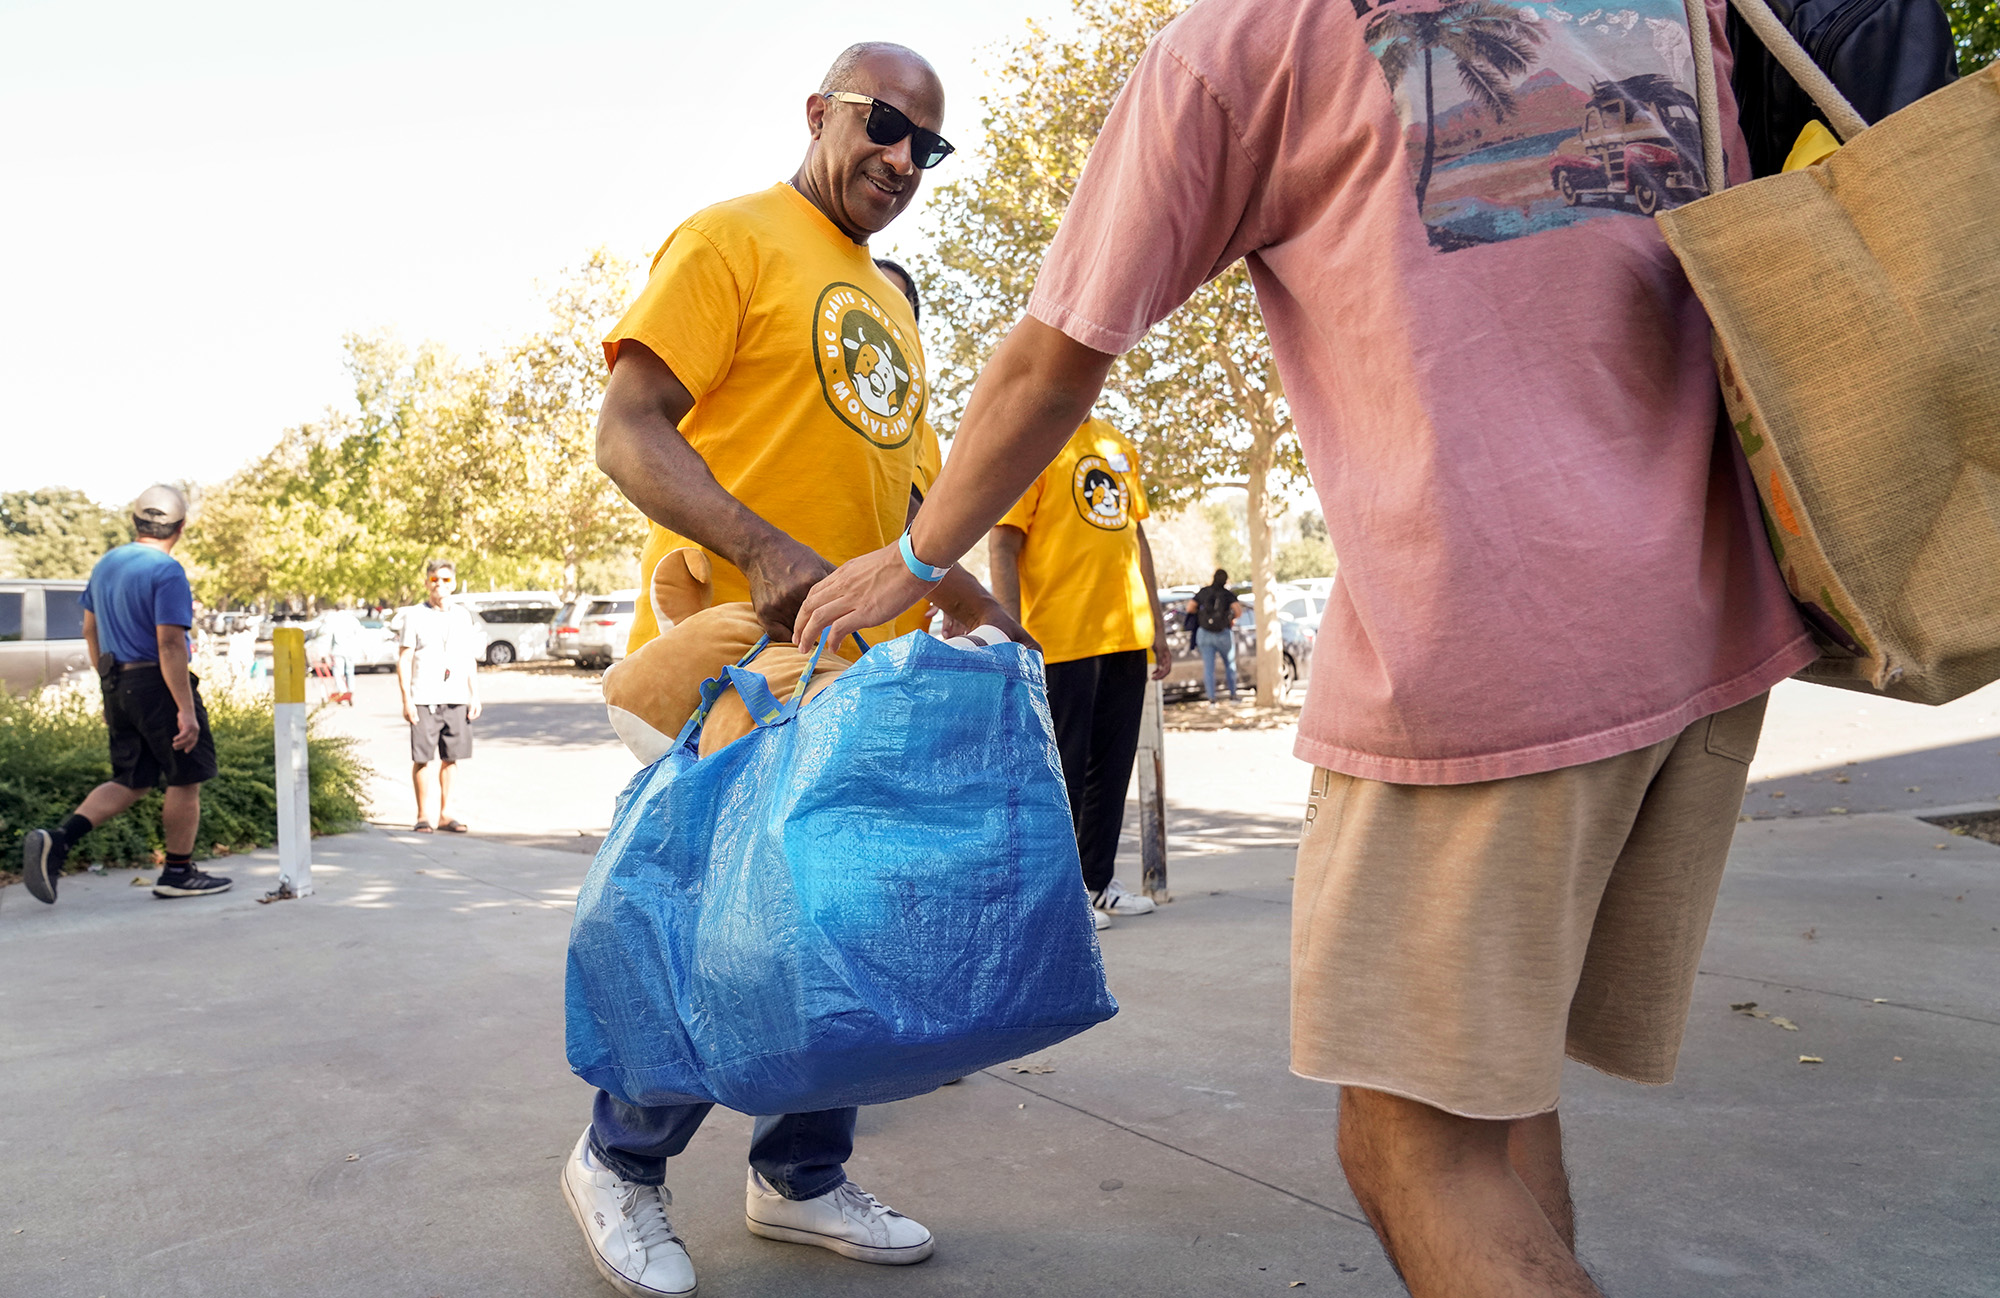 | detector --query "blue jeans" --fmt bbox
[1195,628,1238,701]
[589,1091,855,1200]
